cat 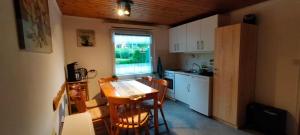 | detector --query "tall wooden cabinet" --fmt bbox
[213,23,257,128]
